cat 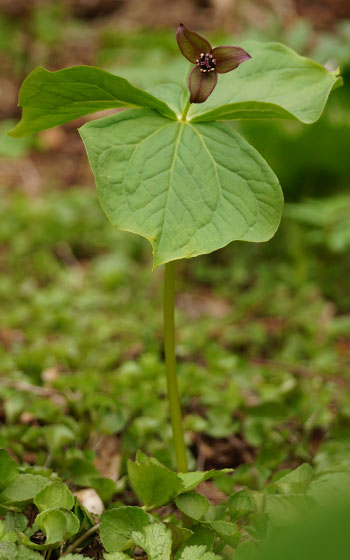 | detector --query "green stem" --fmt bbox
[61,523,100,557]
[163,261,188,473]
[181,98,191,121]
